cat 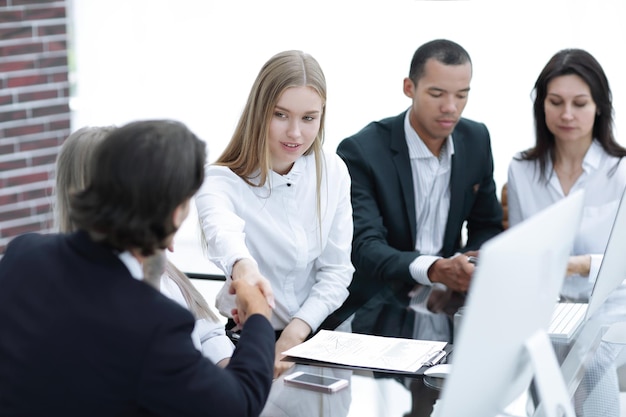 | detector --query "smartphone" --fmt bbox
[283,371,349,393]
